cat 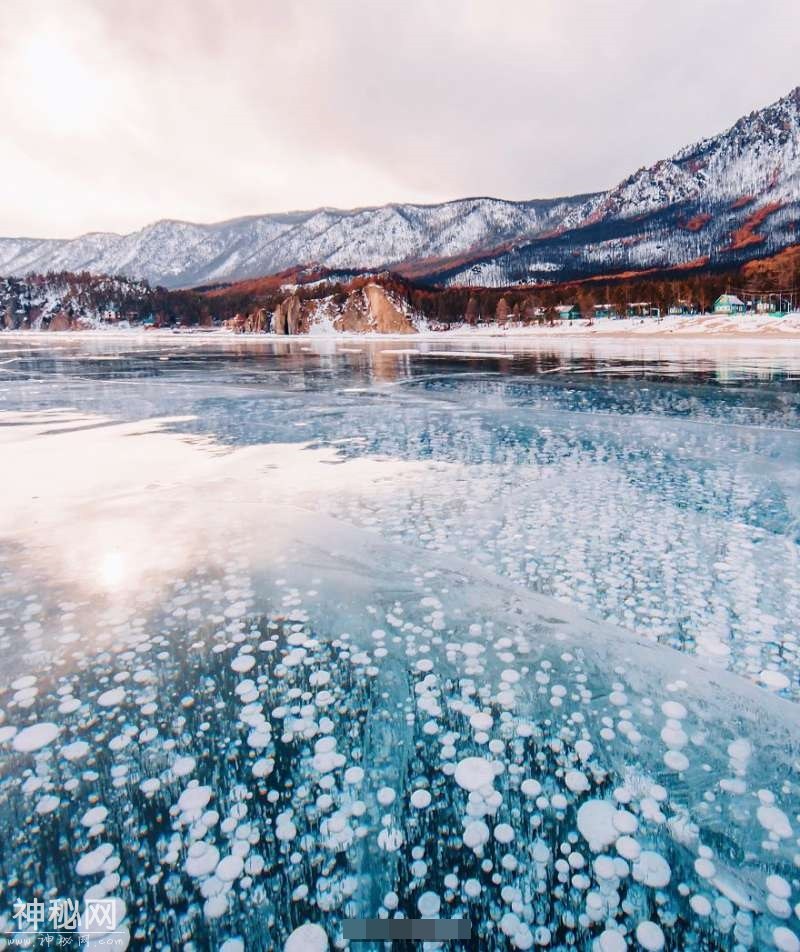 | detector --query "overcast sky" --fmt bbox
[1,0,798,238]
